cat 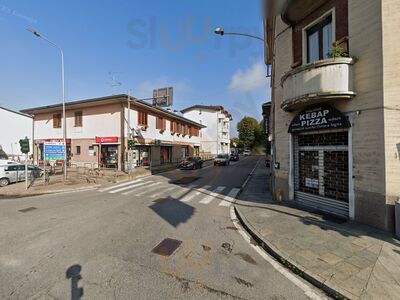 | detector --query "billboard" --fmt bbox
[153,87,173,107]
